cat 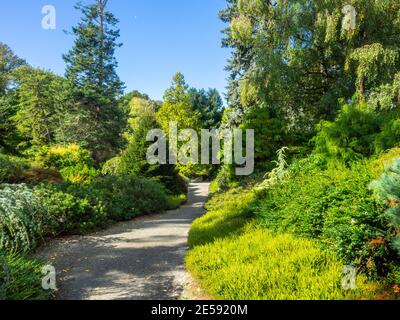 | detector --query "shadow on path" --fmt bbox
[37,182,210,300]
